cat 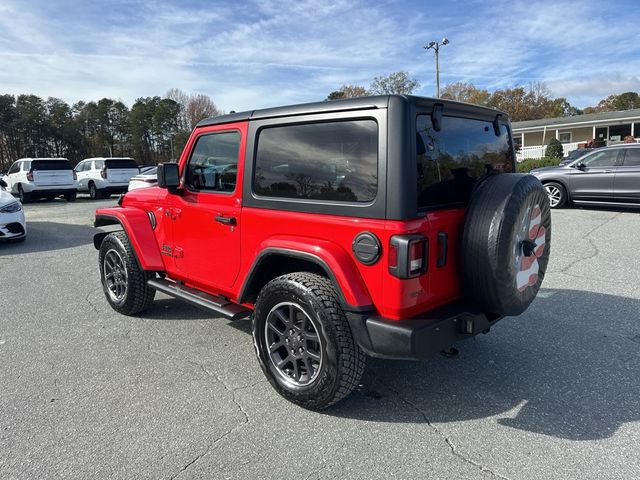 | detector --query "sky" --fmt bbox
[1,0,639,113]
